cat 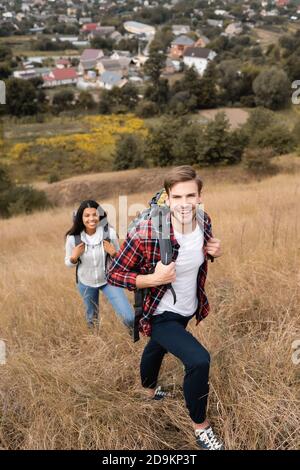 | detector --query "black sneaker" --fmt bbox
[152,386,170,401]
[195,426,224,450]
